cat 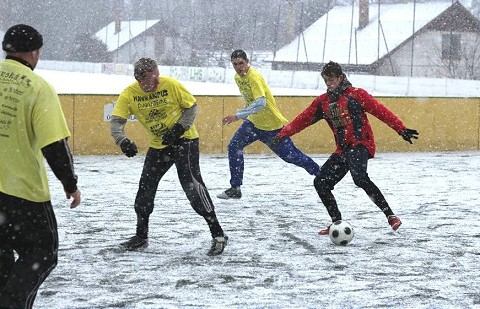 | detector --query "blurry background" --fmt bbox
[3,0,480,79]
[0,0,328,64]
